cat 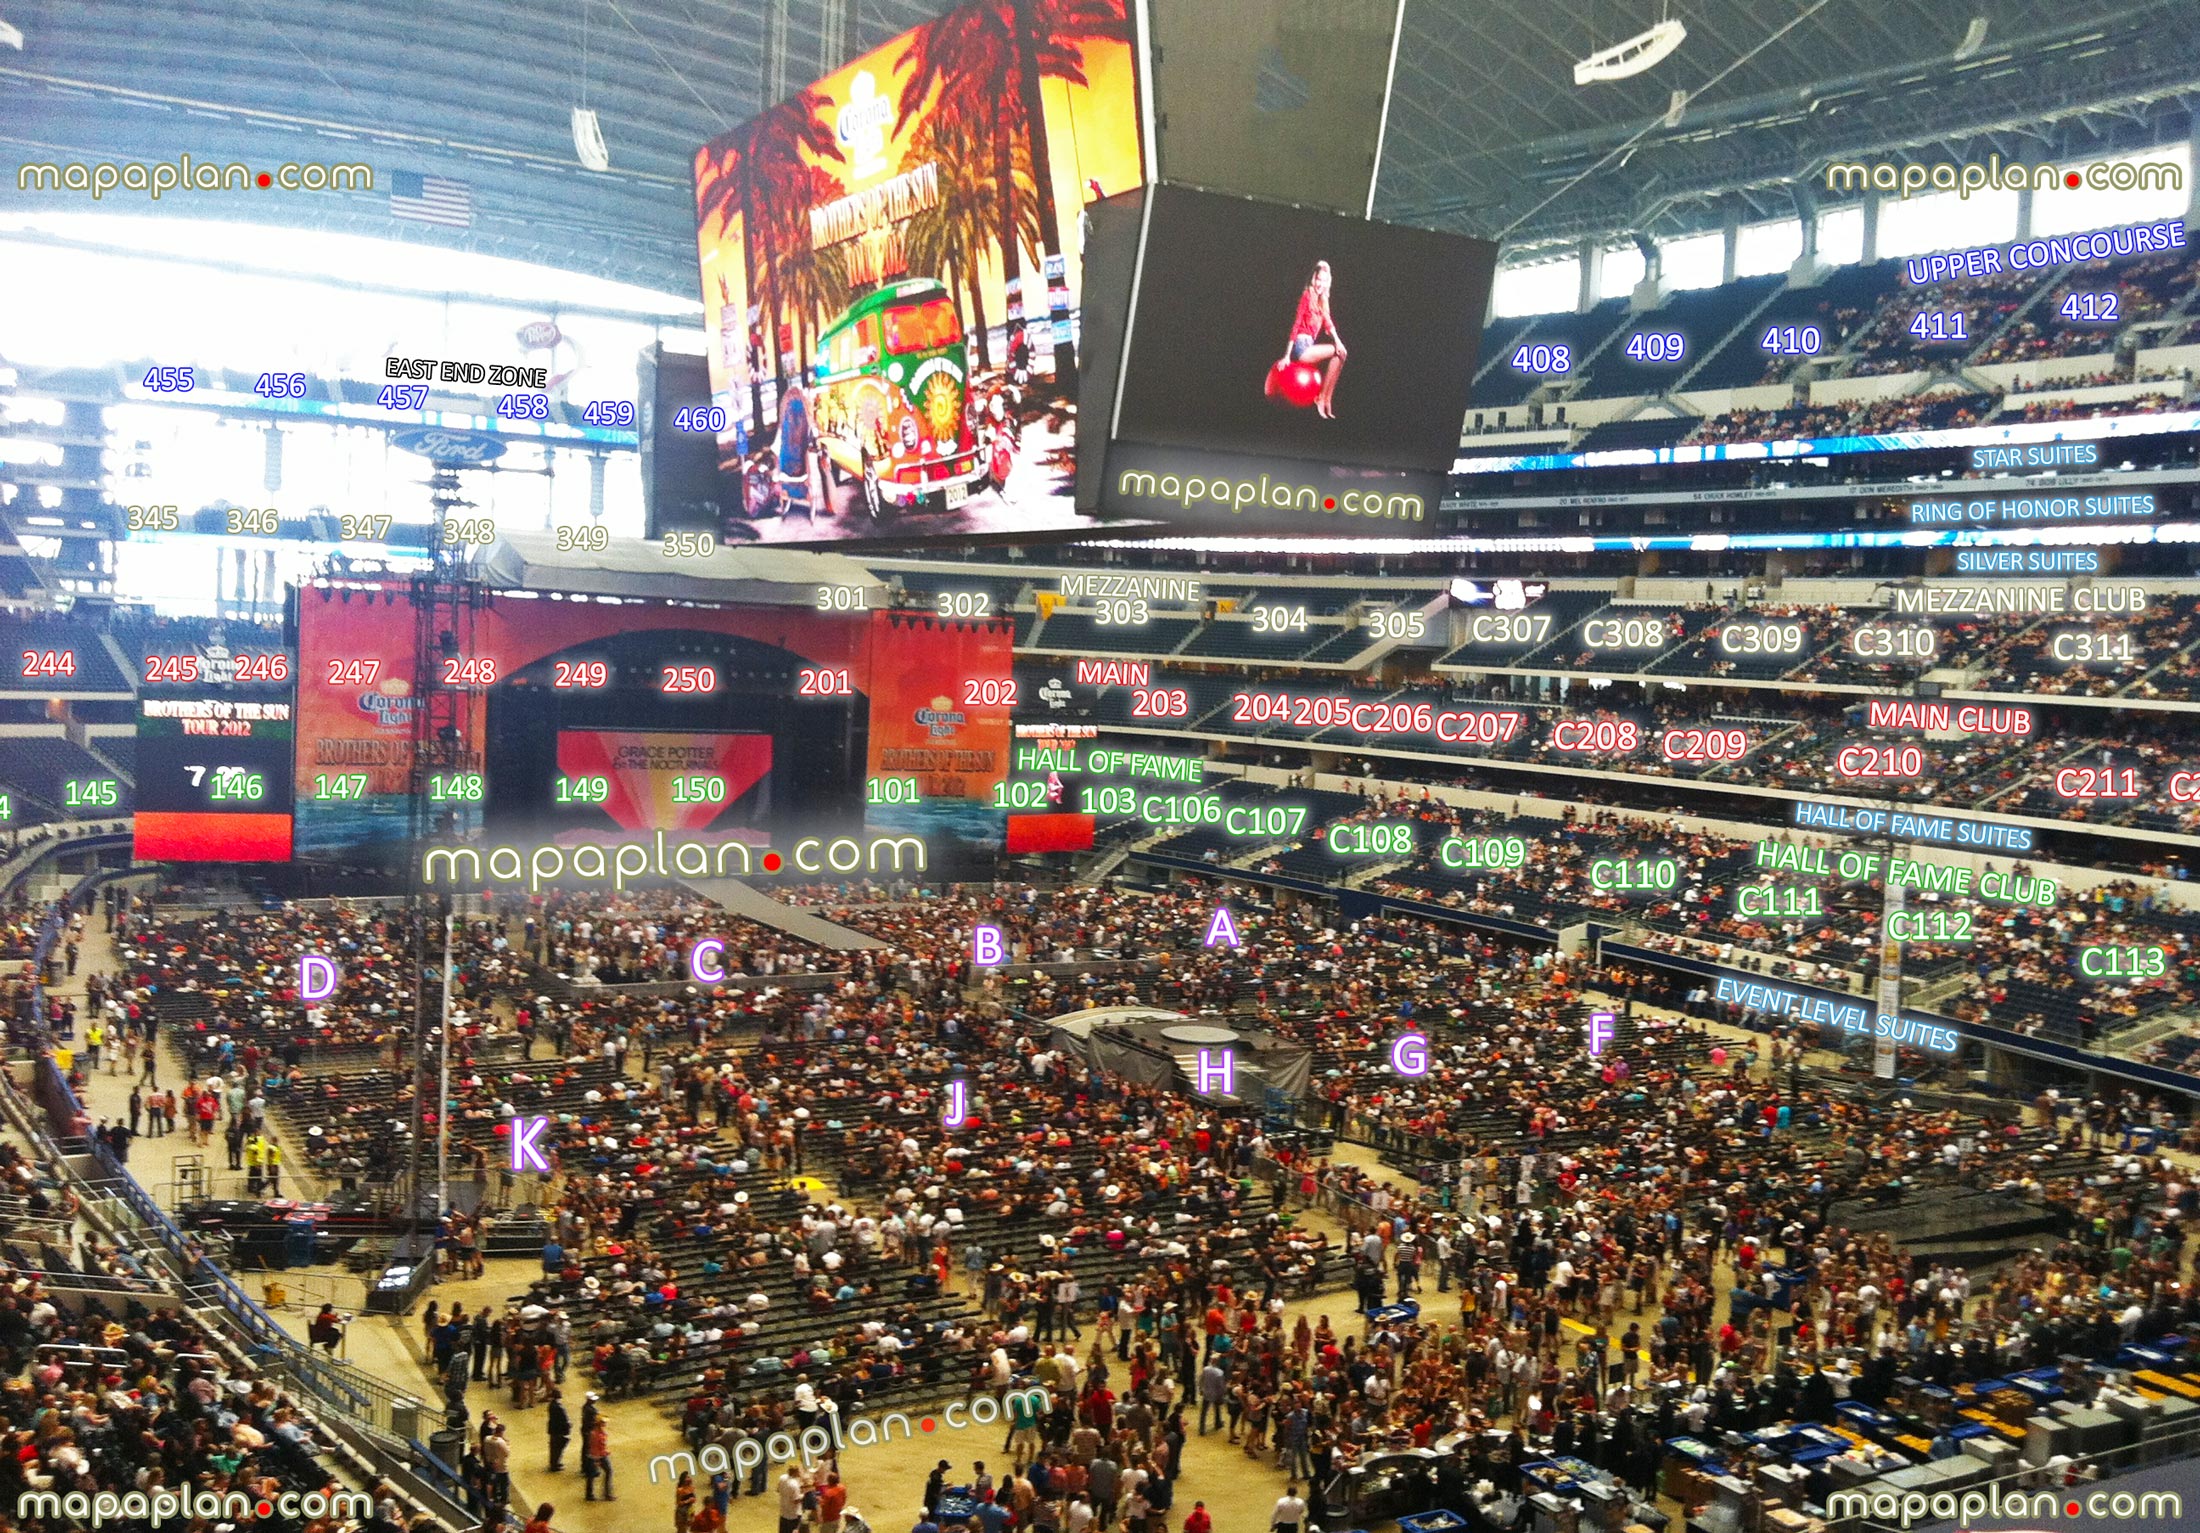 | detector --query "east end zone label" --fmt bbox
[1098,442,1448,535]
